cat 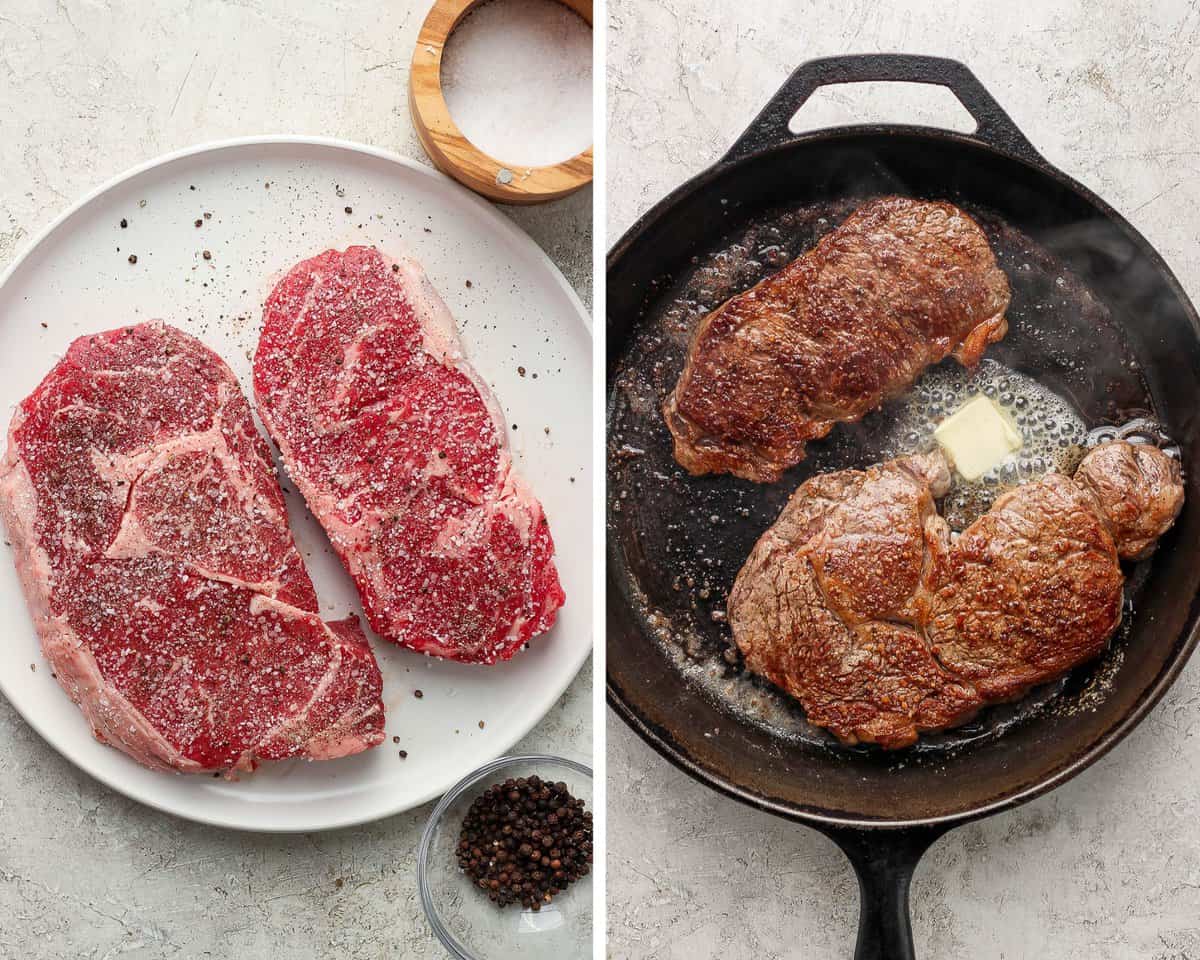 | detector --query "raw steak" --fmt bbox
[253,247,564,664]
[0,323,385,774]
